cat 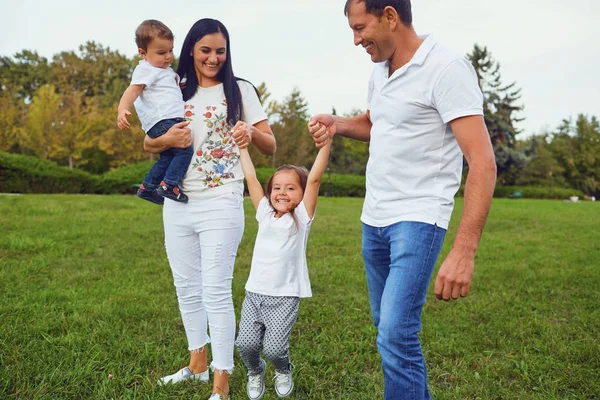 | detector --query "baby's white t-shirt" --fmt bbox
[131,60,185,132]
[245,197,313,298]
